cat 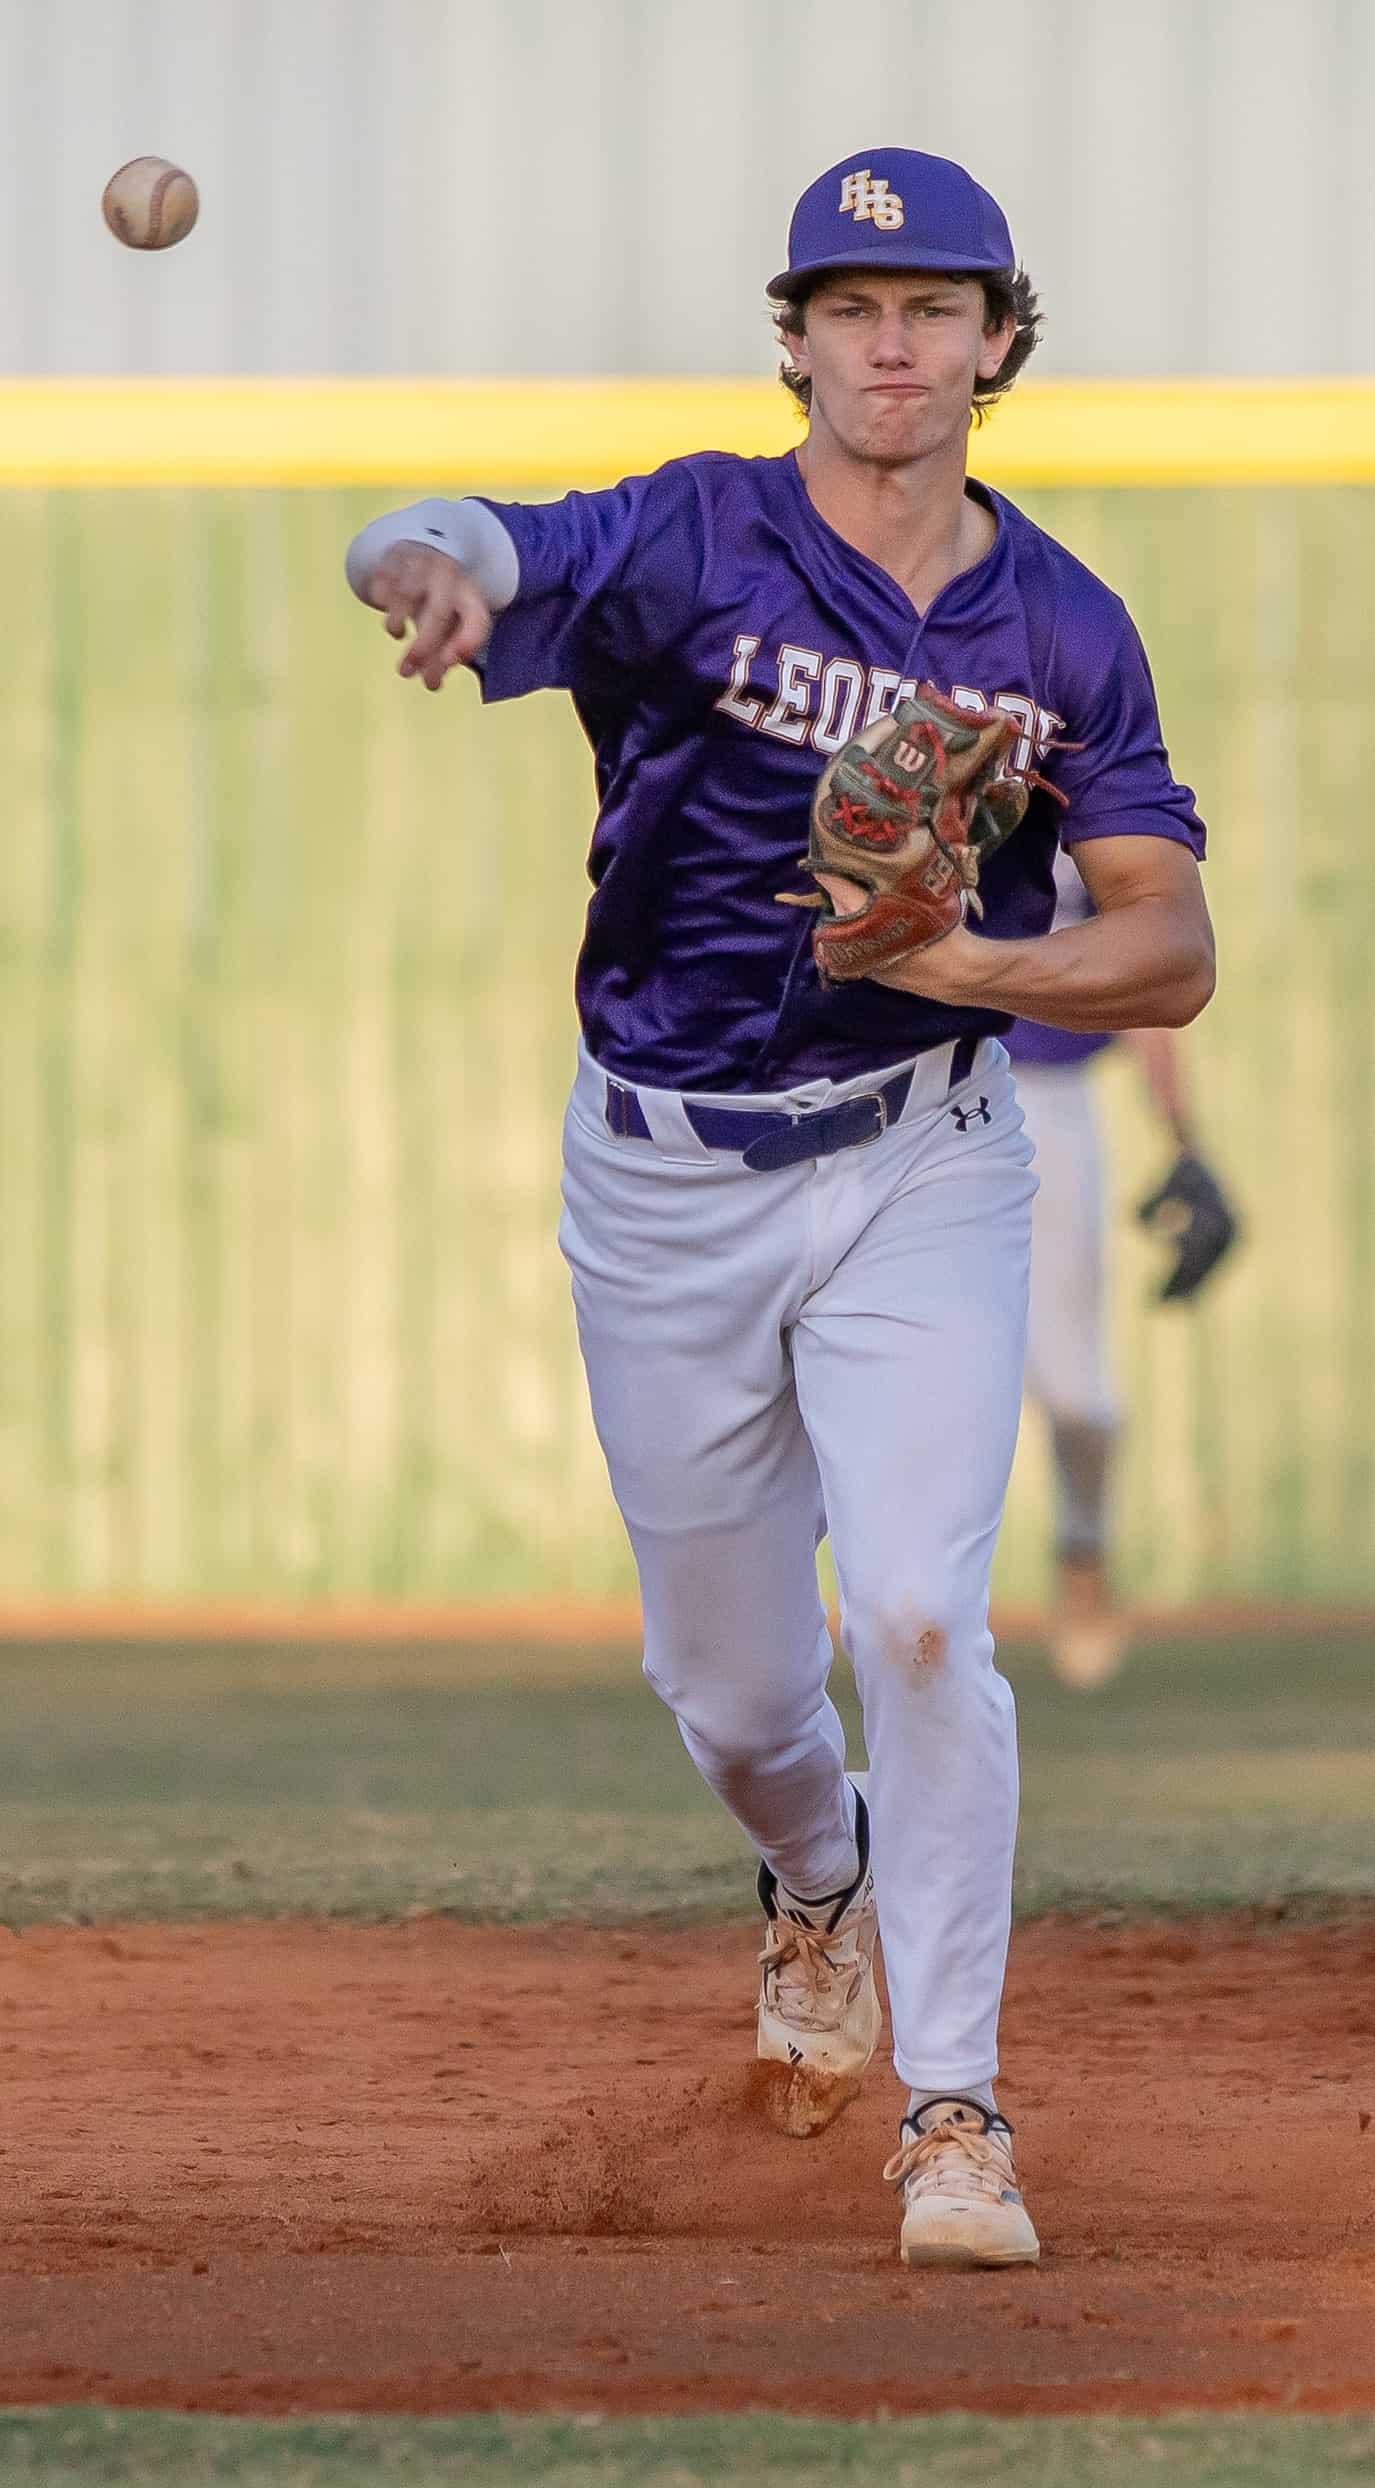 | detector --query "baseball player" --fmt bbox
[345,147,1213,2268]
[1008,848,1238,1688]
